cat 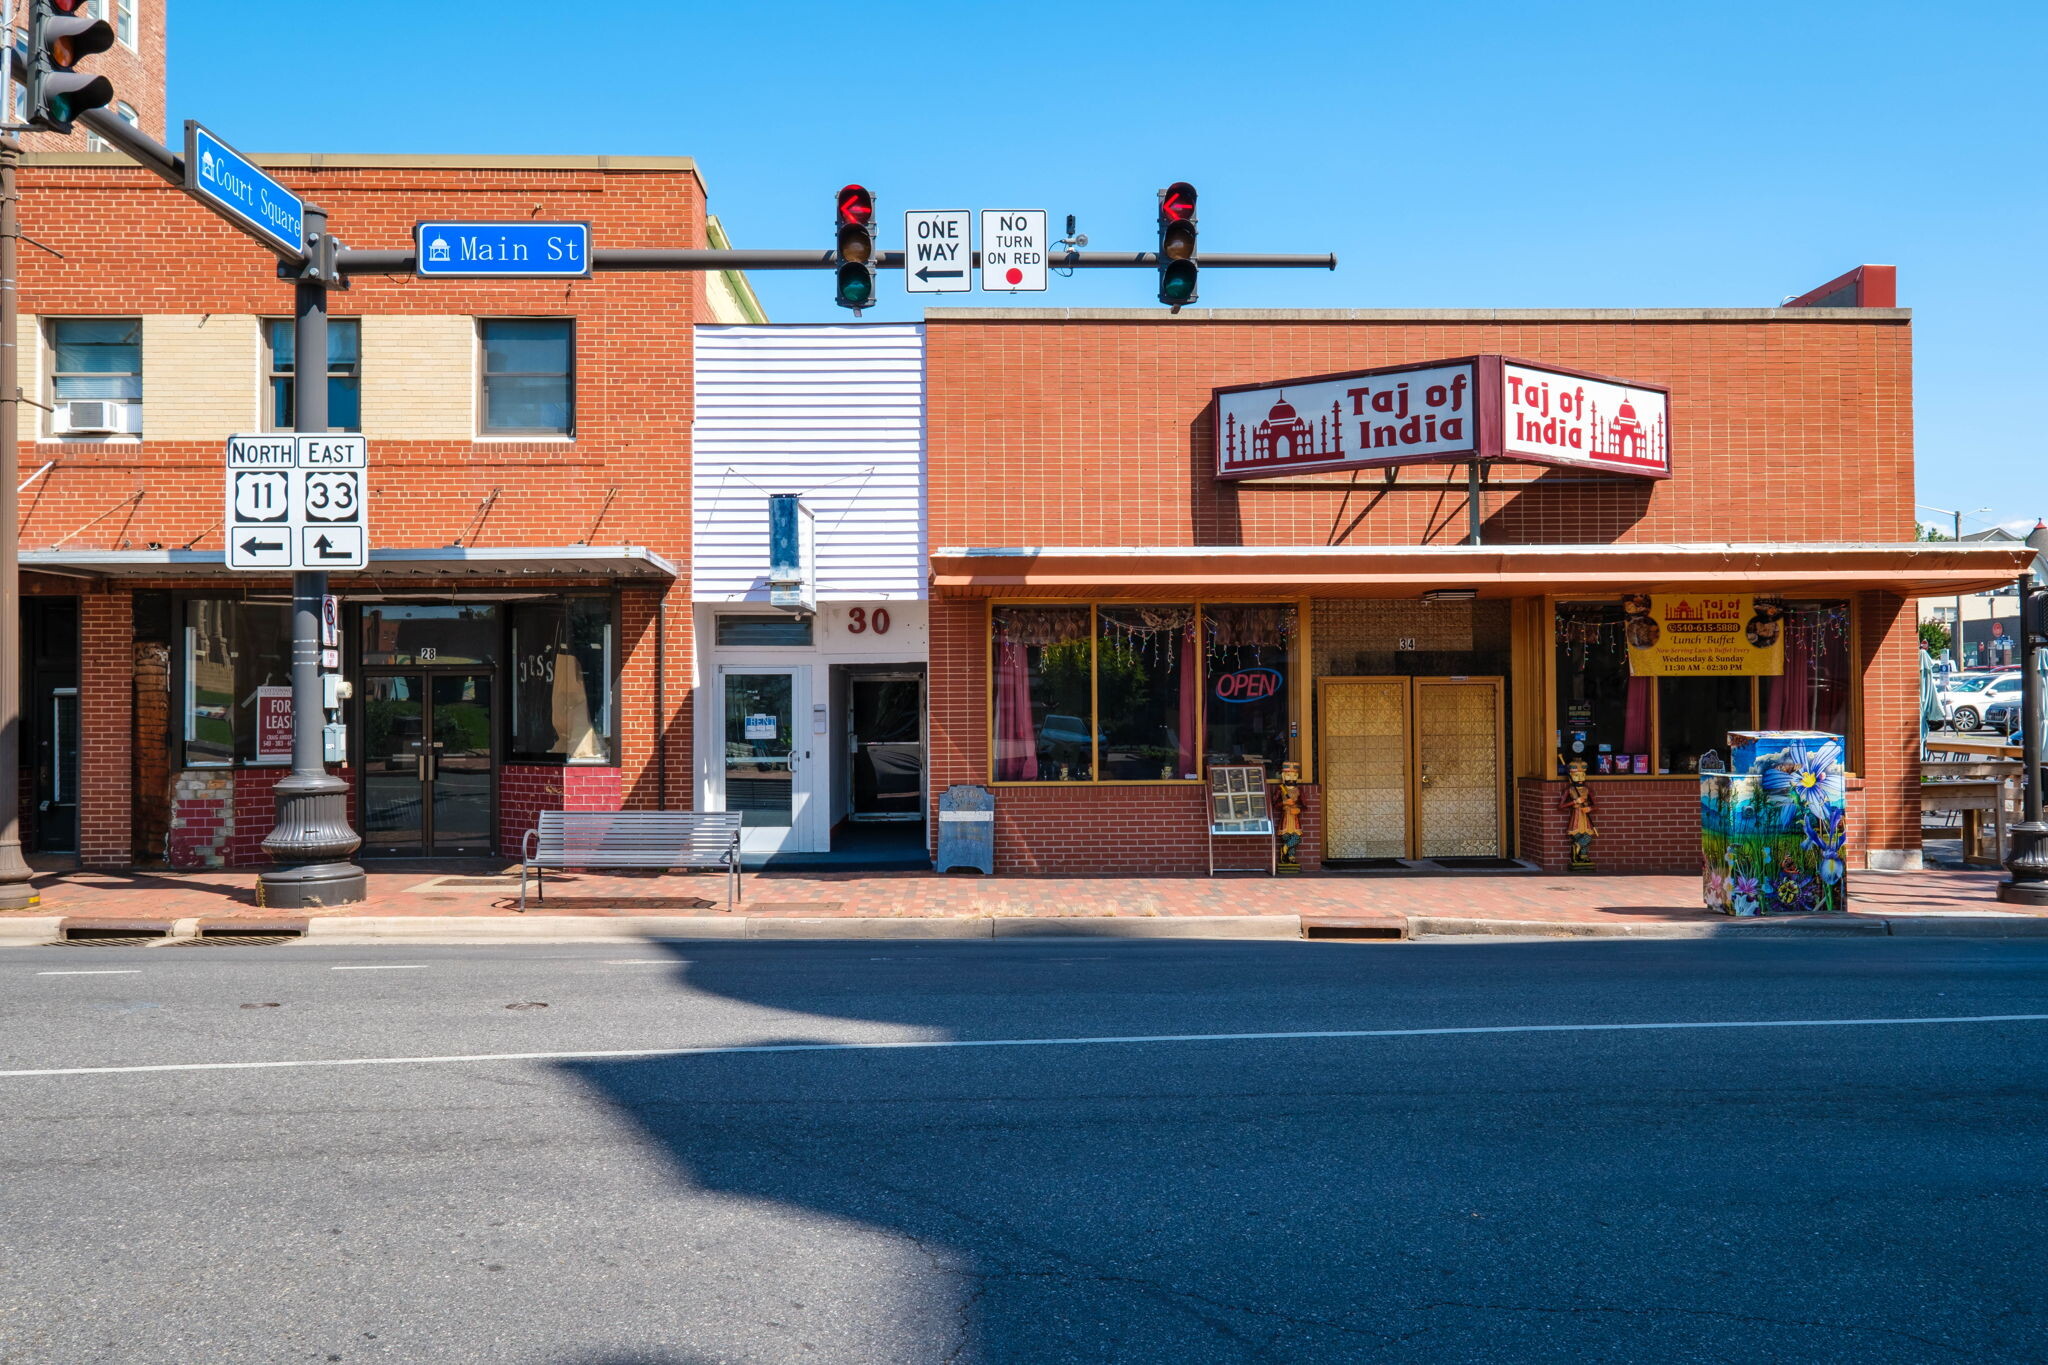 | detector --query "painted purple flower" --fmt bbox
[1804,811,1848,887]
[1731,872,1763,916]
[1789,749,1842,816]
